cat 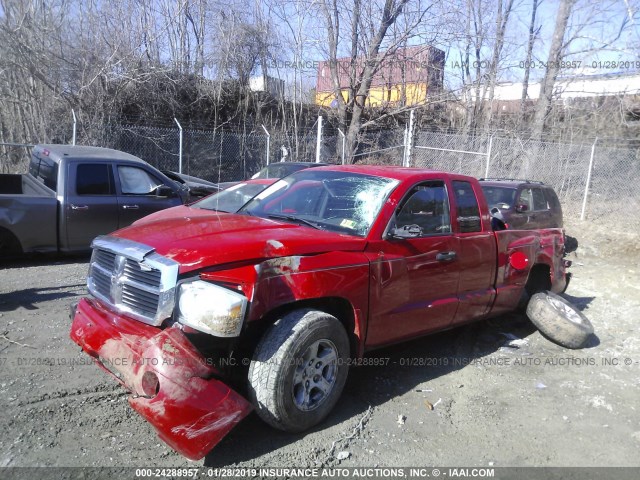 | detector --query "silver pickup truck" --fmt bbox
[0,144,189,255]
